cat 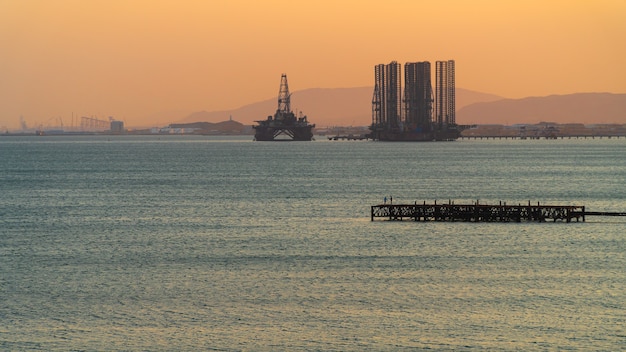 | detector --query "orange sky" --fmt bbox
[1,0,625,129]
